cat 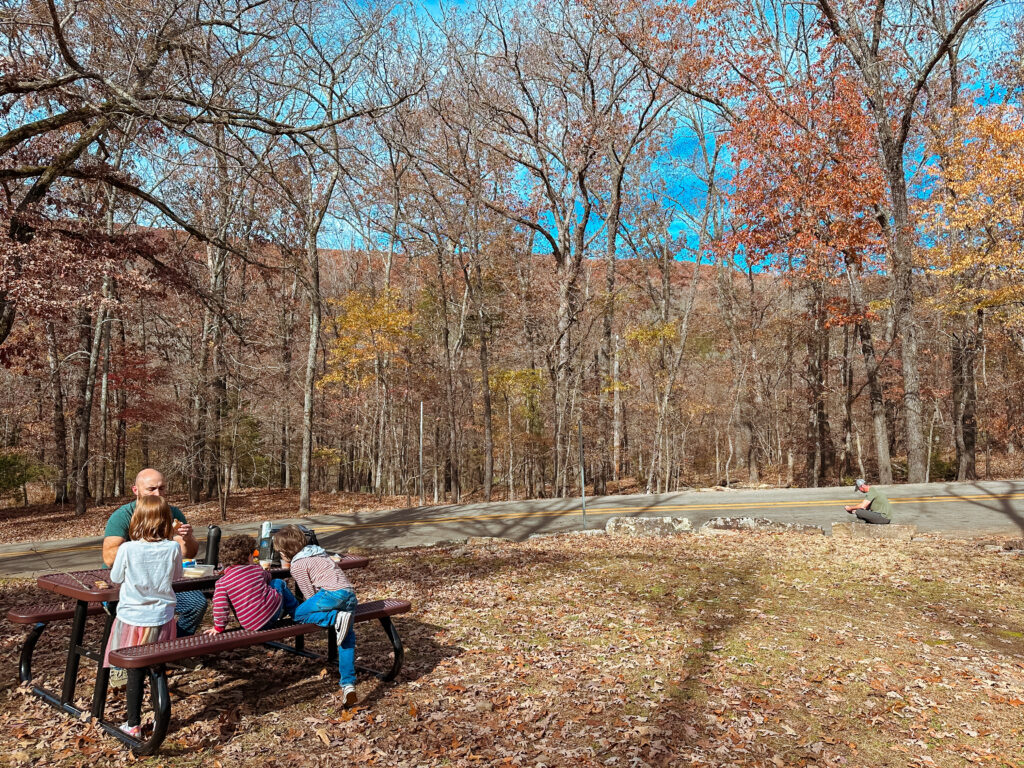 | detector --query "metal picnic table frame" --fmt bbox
[25,555,369,741]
